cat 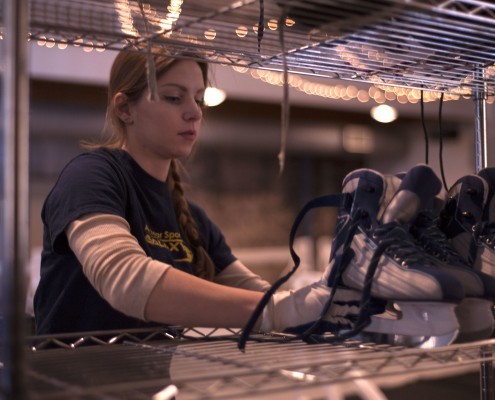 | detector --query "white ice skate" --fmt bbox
[322,166,464,347]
